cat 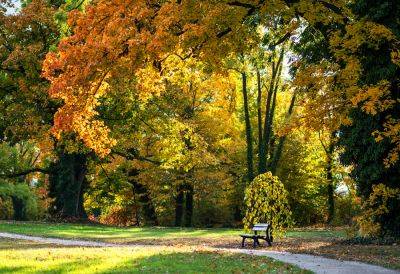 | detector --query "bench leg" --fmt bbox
[241,237,245,248]
[253,238,257,248]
